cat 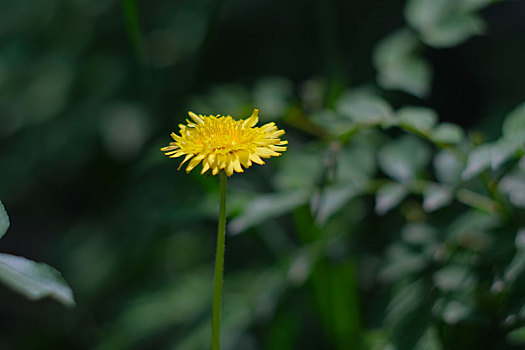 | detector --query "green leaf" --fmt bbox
[316,183,360,224]
[228,190,309,234]
[430,123,465,144]
[397,106,438,135]
[420,13,486,48]
[405,0,450,30]
[433,265,476,292]
[336,142,376,185]
[375,183,409,215]
[463,137,523,180]
[502,101,525,141]
[439,300,472,324]
[378,135,431,182]
[405,0,487,48]
[462,143,492,180]
[373,29,432,98]
[504,251,525,285]
[310,110,355,137]
[0,254,75,307]
[379,57,432,99]
[499,170,525,208]
[423,184,453,212]
[507,326,525,345]
[491,137,524,170]
[335,89,394,125]
[414,327,441,350]
[0,199,9,239]
[275,144,324,189]
[434,150,464,185]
